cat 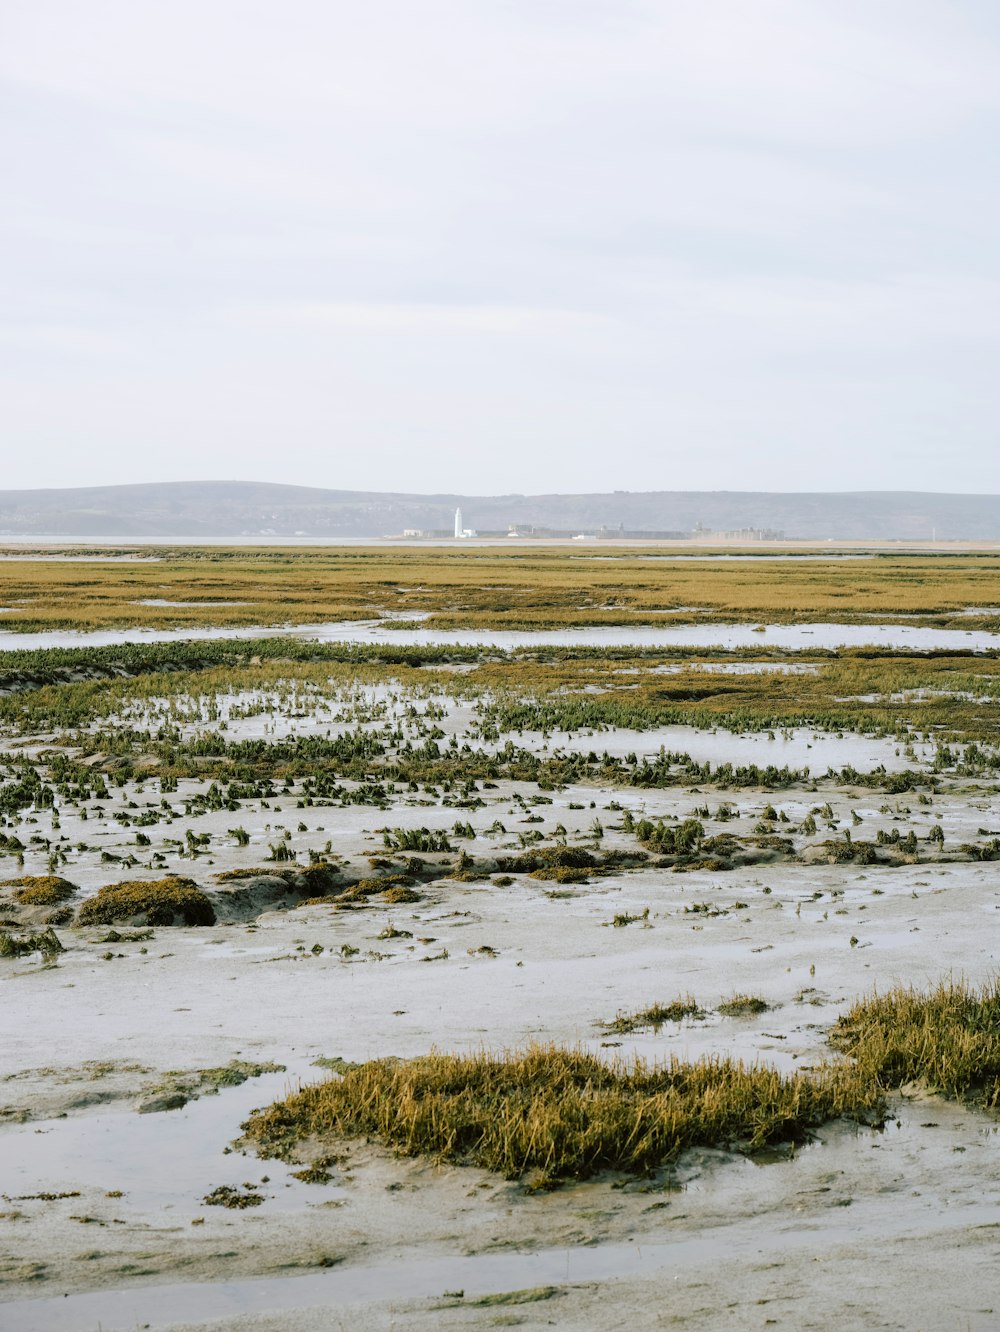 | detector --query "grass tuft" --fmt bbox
[718,994,770,1017]
[602,999,706,1034]
[830,978,1000,1107]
